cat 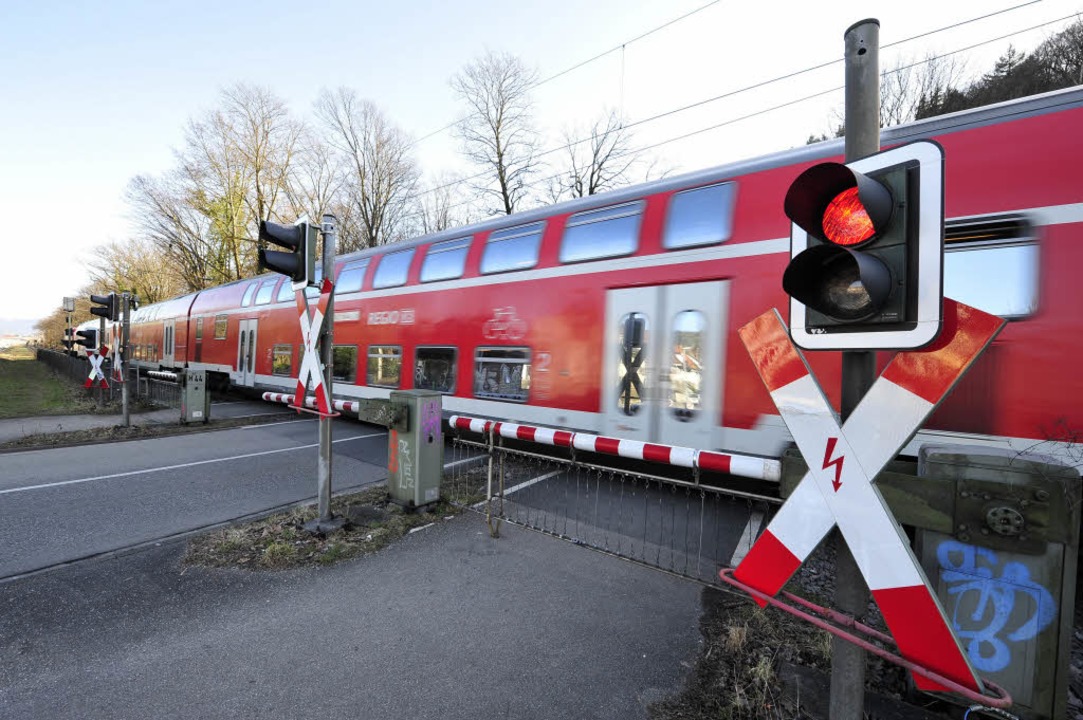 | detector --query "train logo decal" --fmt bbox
[482,307,526,341]
[936,539,1056,673]
[367,309,415,326]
